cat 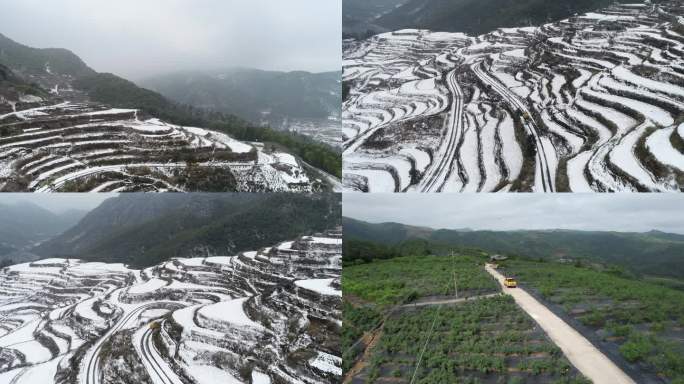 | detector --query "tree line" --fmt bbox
[74,73,342,178]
